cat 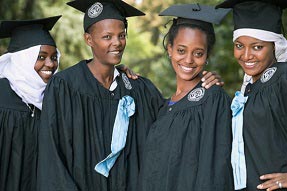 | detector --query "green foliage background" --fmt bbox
[1,0,287,97]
